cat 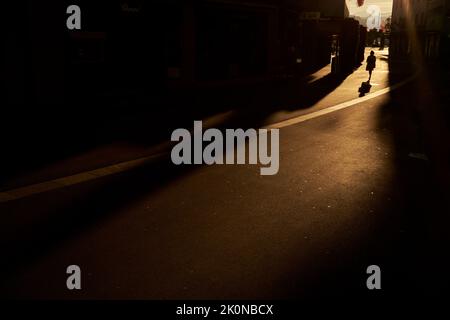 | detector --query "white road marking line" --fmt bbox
[264,75,415,129]
[0,76,415,203]
[0,153,165,203]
